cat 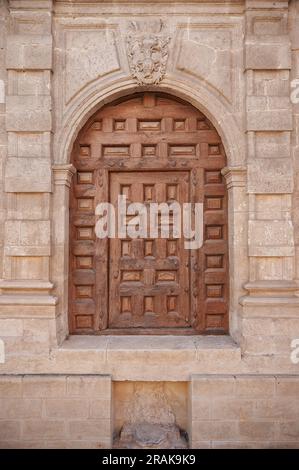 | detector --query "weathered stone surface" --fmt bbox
[5,157,51,192]
[6,35,52,70]
[64,29,120,103]
[8,70,51,96]
[248,158,293,193]
[66,375,111,398]
[8,132,51,158]
[6,96,51,132]
[0,319,23,337]
[253,70,289,97]
[23,376,66,398]
[5,220,50,249]
[114,382,188,449]
[248,220,294,256]
[175,26,235,103]
[116,423,188,449]
[246,37,291,70]
[247,110,292,131]
[190,376,299,448]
